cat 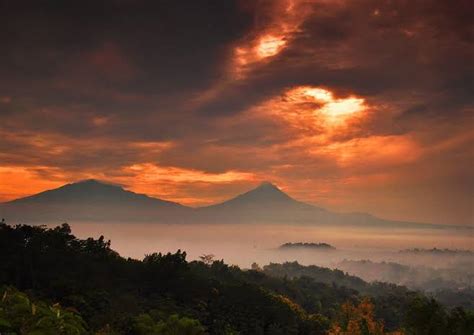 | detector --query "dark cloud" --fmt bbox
[0,0,472,224]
